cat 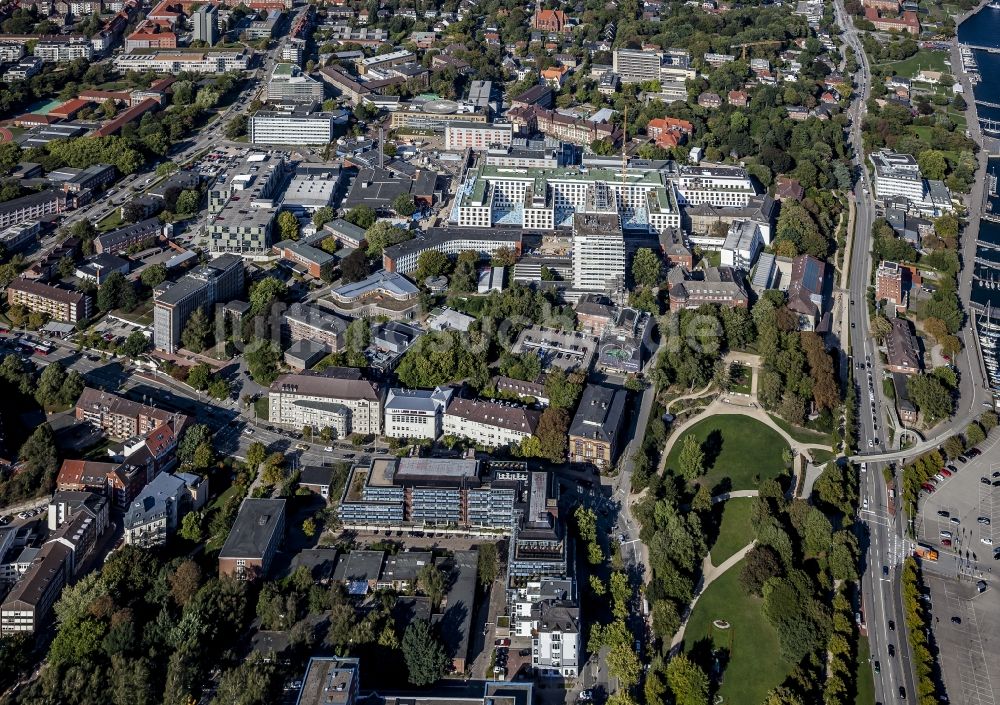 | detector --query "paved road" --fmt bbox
[832,1,920,701]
